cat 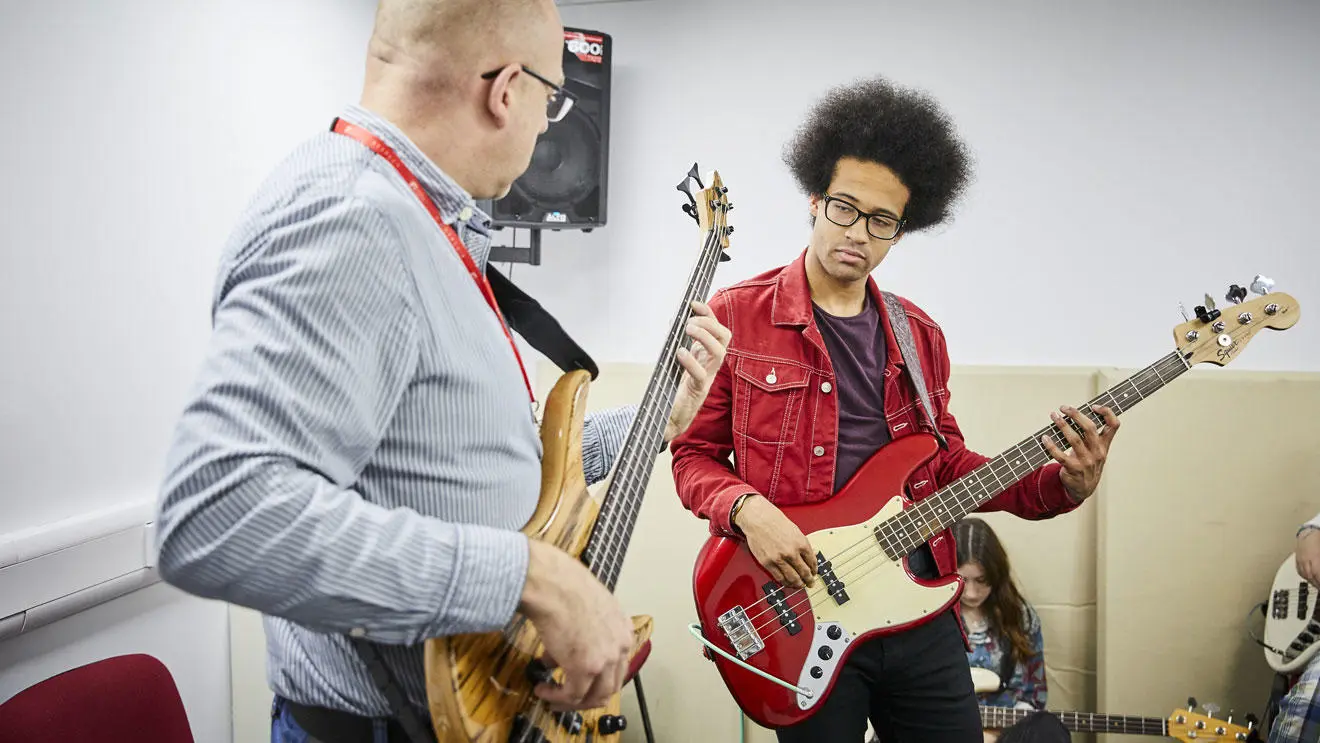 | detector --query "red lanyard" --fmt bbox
[331,118,535,403]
